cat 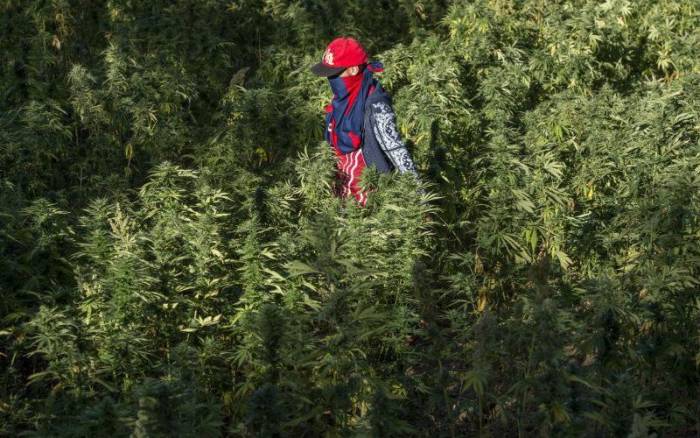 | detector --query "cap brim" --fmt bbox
[311,63,345,77]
